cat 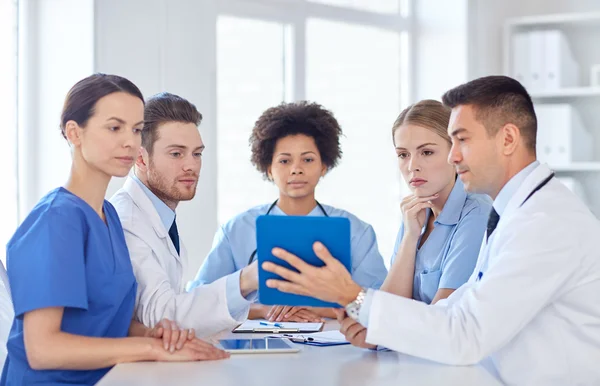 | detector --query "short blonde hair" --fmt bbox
[392,99,451,146]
